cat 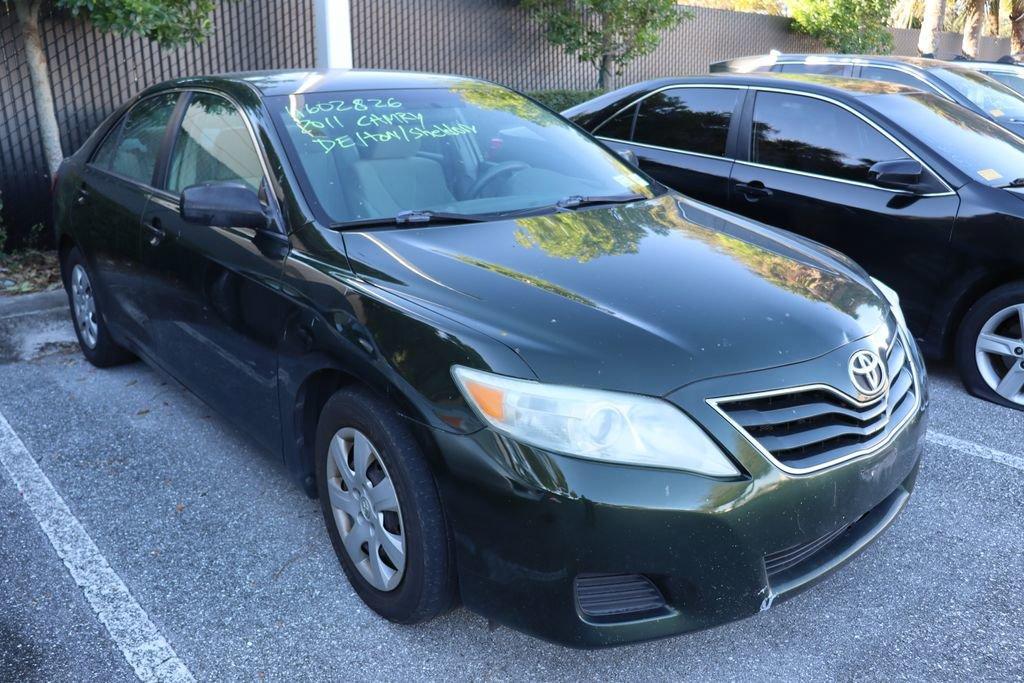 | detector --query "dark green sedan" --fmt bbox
[52,70,928,647]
